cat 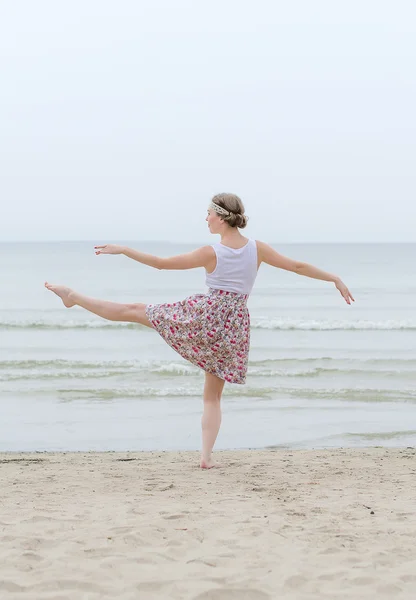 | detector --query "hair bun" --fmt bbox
[236,214,249,229]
